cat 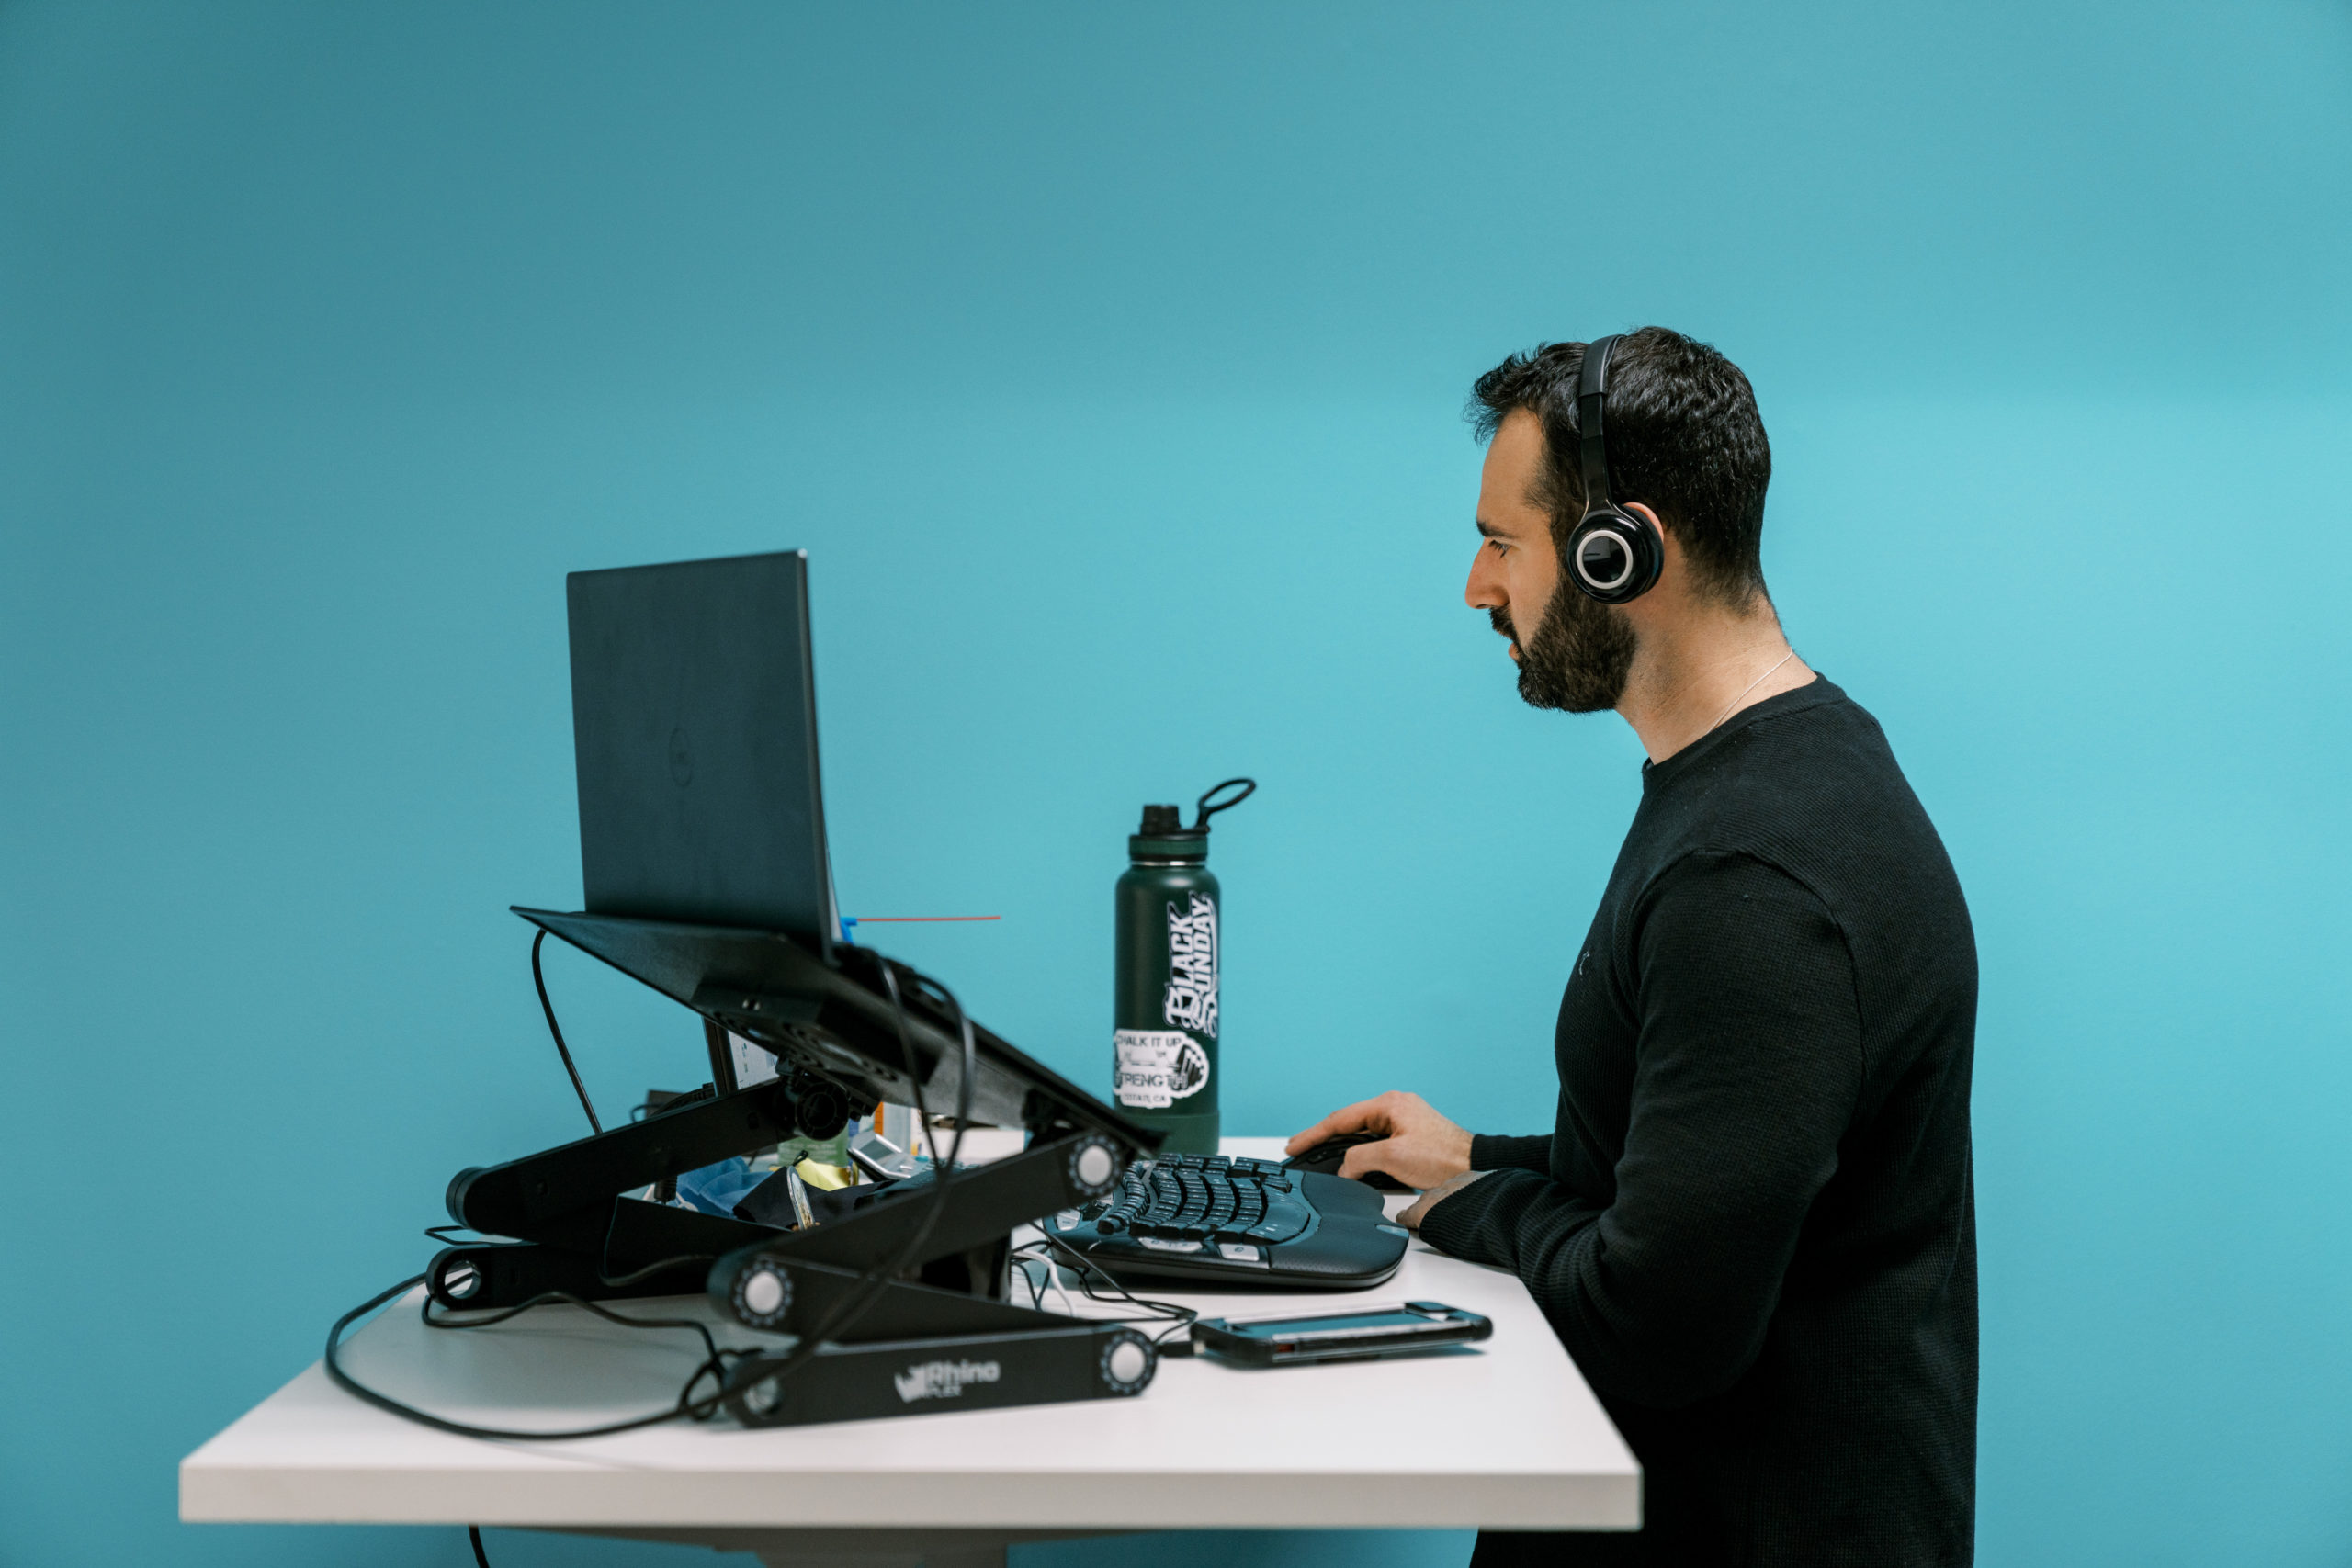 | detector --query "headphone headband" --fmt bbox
[1576,333,1620,512]
[1561,331,1663,604]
